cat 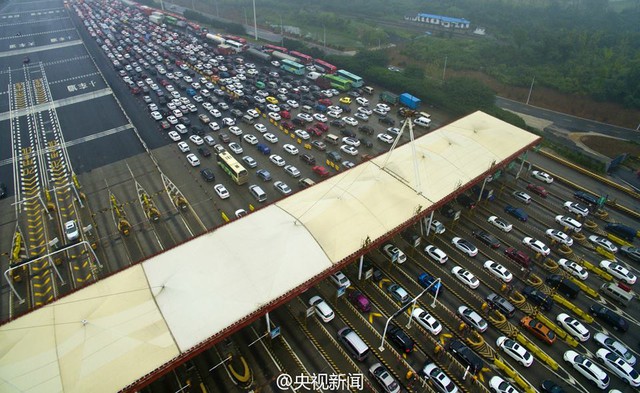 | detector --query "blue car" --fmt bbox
[417,272,443,295]
[504,204,527,222]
